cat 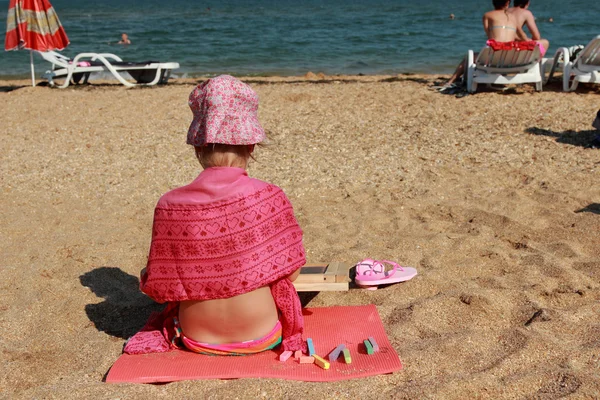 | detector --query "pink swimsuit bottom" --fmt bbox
[537,42,547,57]
[174,318,282,356]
